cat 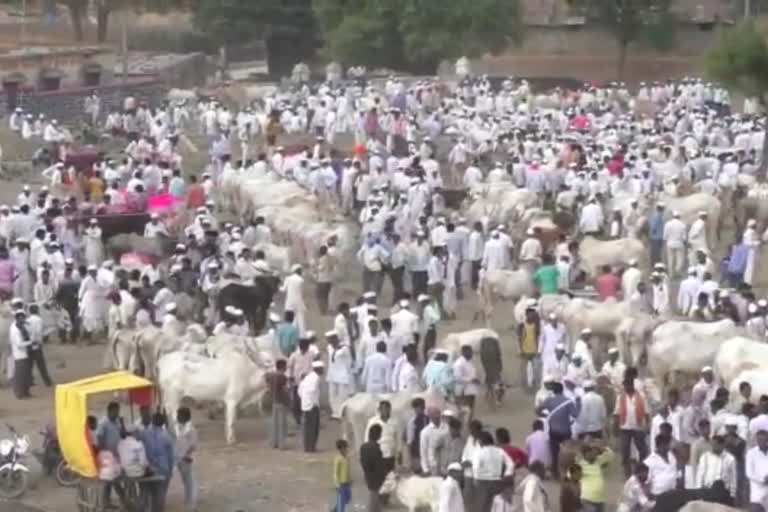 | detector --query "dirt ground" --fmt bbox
[0,127,755,512]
